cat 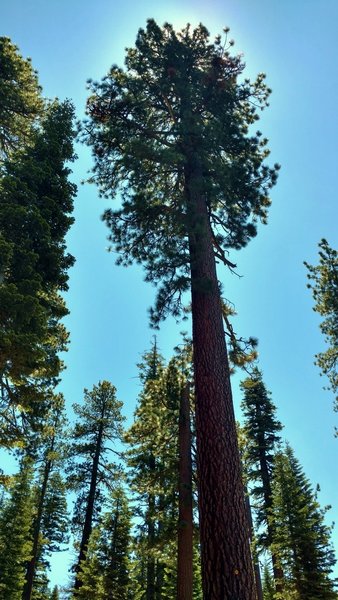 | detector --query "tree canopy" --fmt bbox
[84,19,279,325]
